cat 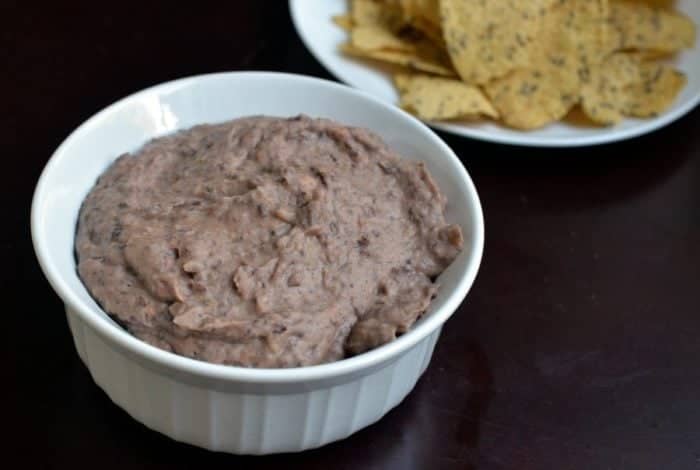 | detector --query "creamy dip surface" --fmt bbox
[76,115,463,367]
